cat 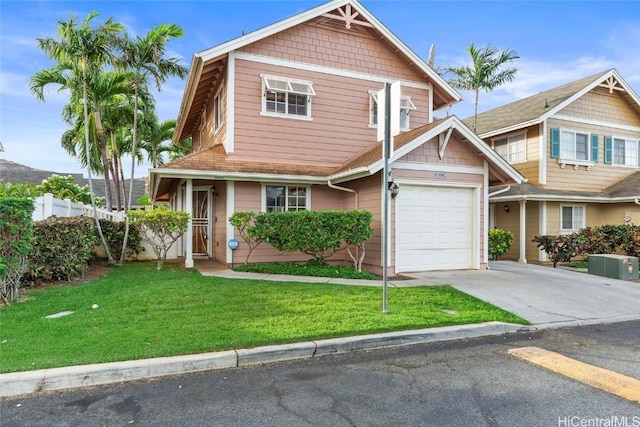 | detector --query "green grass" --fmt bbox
[0,262,528,373]
[234,262,377,280]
